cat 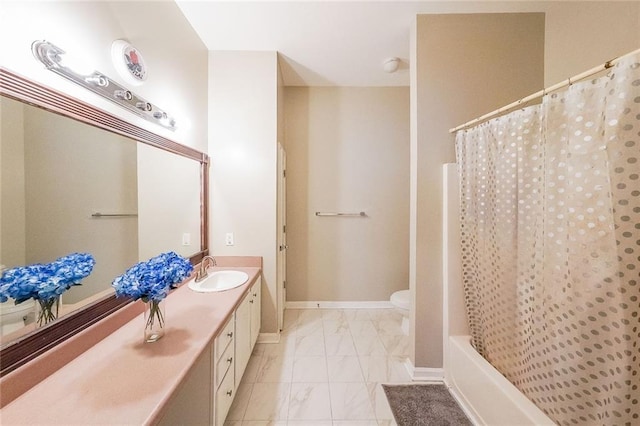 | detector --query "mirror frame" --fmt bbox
[0,67,209,376]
